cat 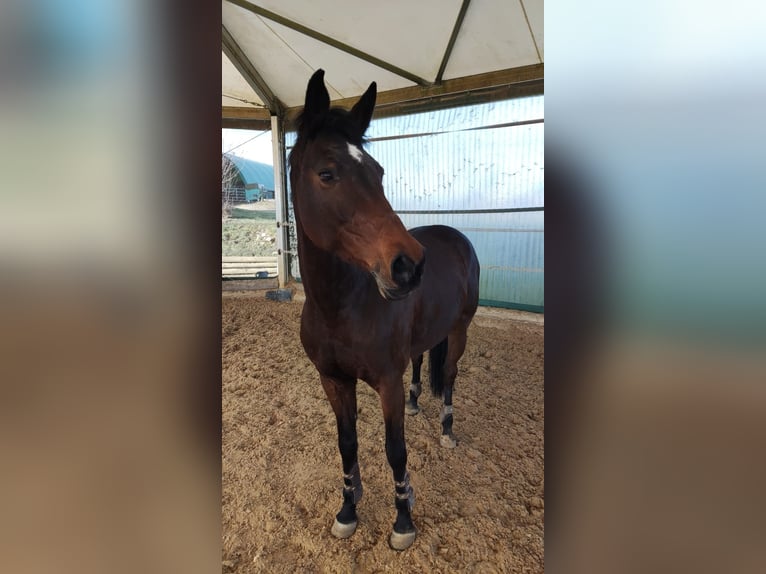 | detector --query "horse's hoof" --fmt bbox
[389,528,417,551]
[331,518,358,539]
[405,402,420,415]
[440,434,457,448]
